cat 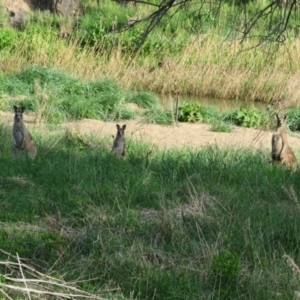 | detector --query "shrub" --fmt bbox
[78,1,136,48]
[227,106,265,128]
[211,250,241,281]
[0,28,19,50]
[285,107,300,132]
[211,250,241,299]
[178,101,219,123]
